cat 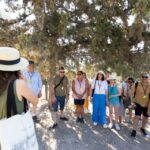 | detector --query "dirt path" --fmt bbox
[35,100,150,150]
